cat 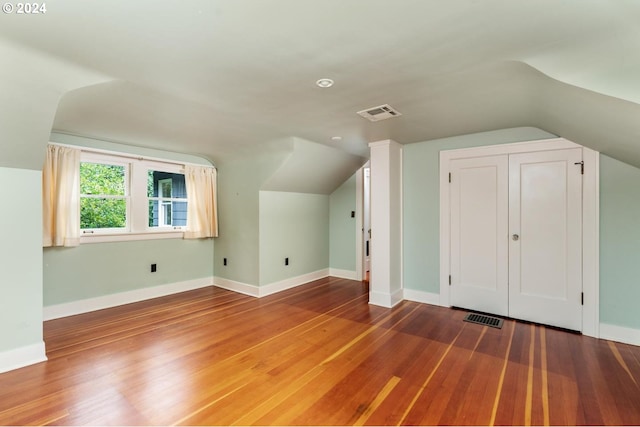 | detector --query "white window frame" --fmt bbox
[80,153,131,235]
[146,166,188,231]
[79,151,187,244]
